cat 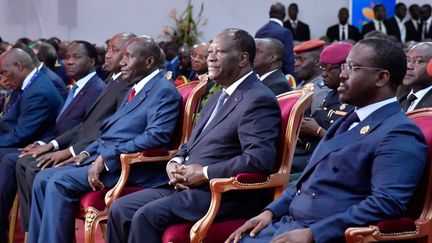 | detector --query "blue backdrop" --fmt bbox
[351,0,396,32]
